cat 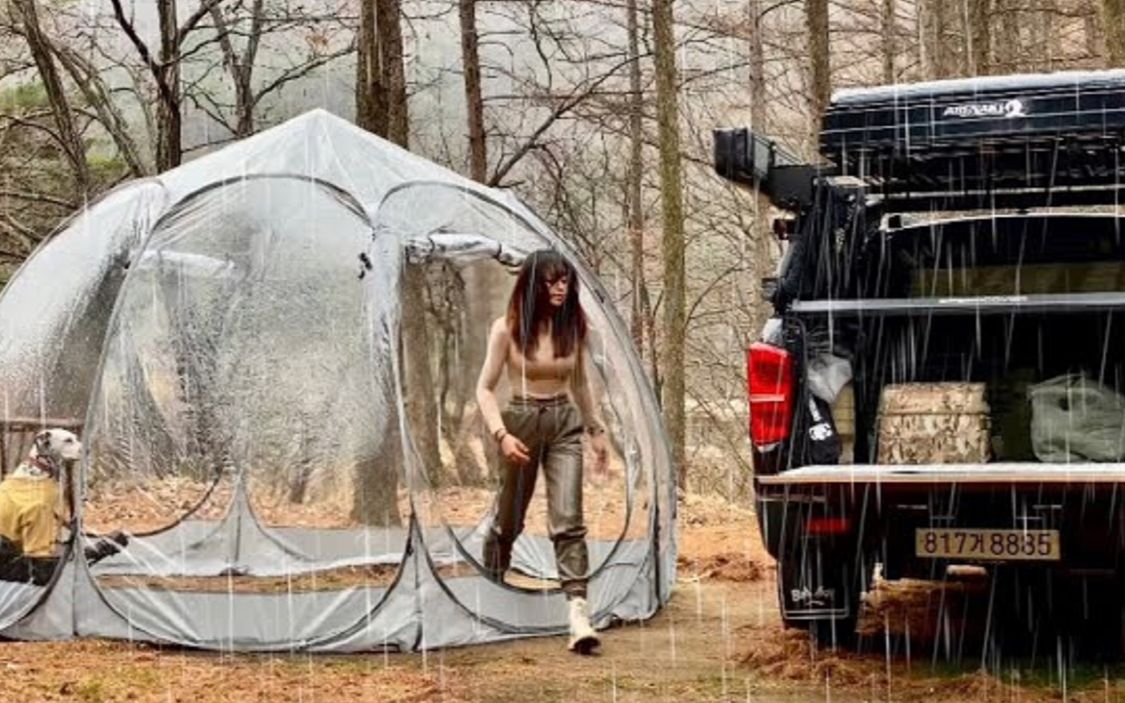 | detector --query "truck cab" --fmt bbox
[716,70,1125,649]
